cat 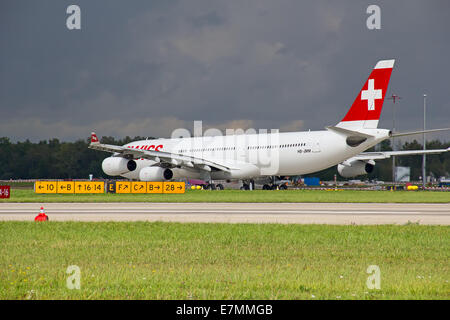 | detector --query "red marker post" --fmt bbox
[35,207,49,221]
[0,185,10,199]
